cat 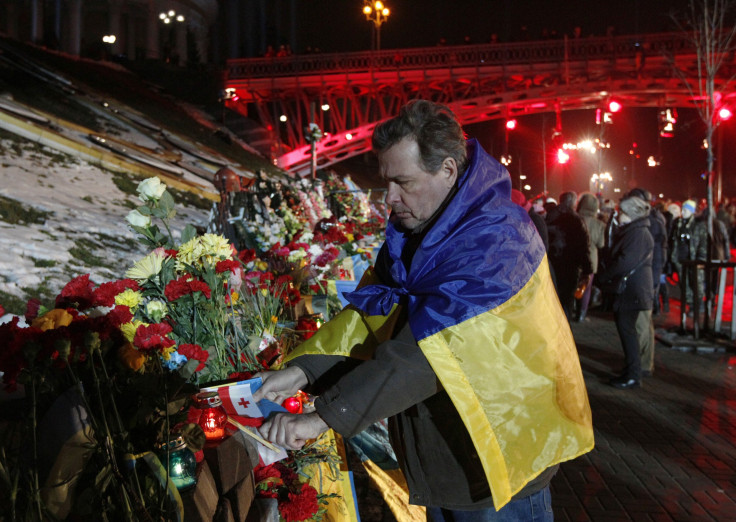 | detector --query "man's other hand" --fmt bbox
[258,412,329,450]
[252,366,308,404]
